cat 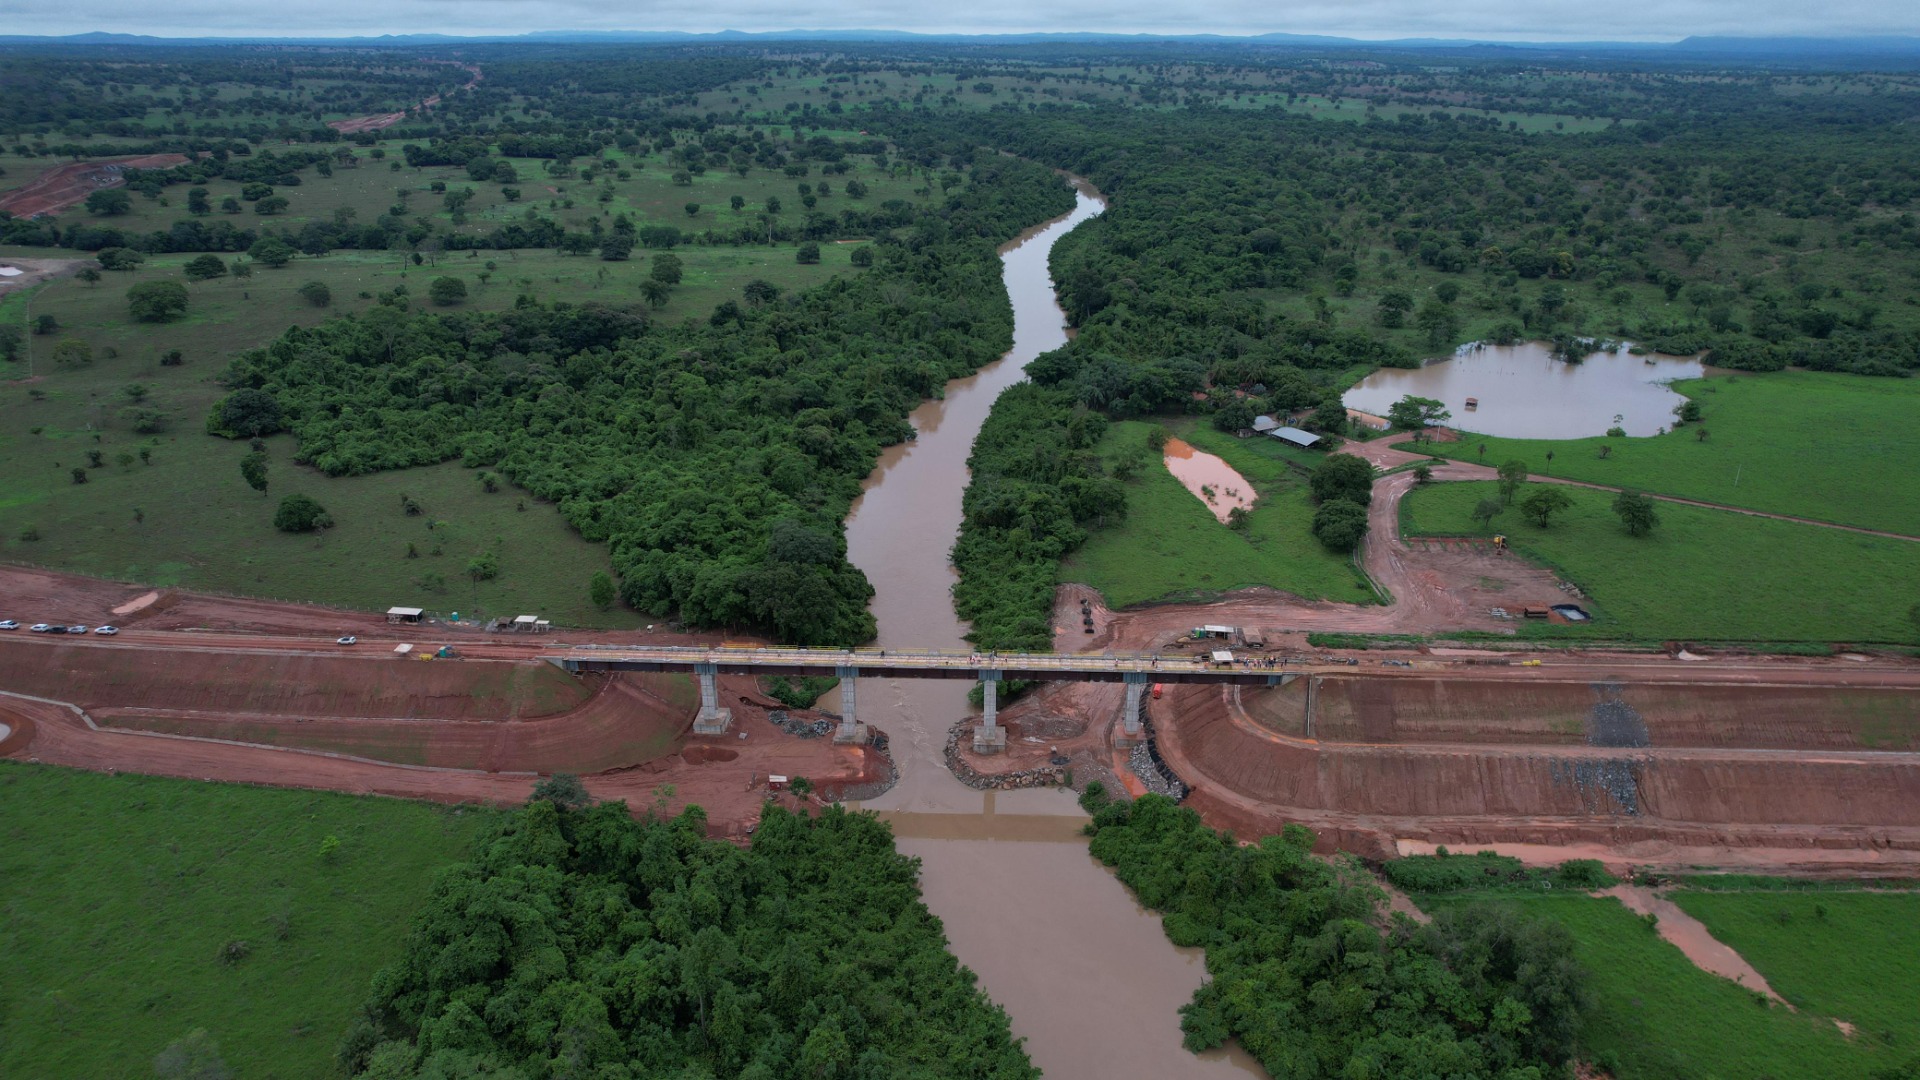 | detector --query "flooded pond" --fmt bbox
[1163,437,1254,523]
[1343,341,1709,439]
